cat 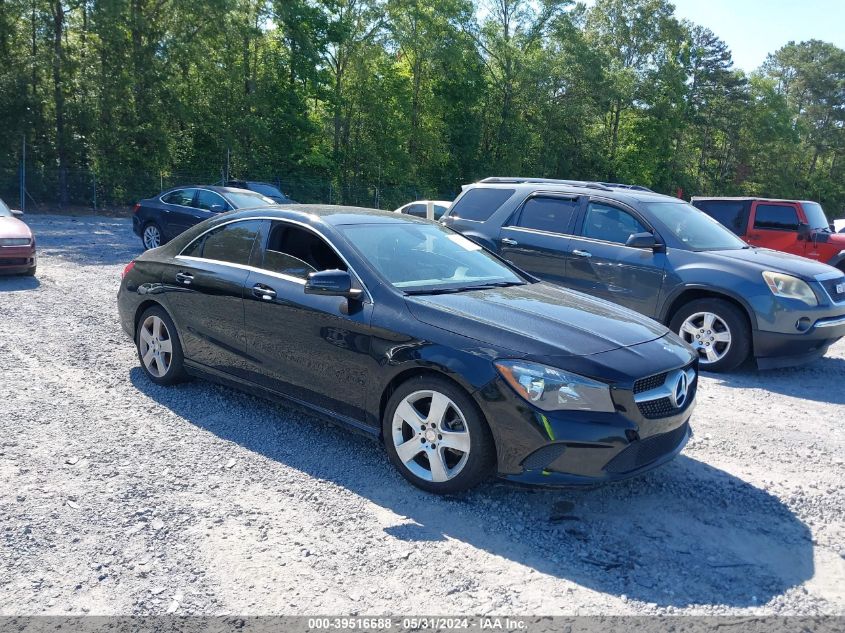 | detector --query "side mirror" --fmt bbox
[626,231,659,250]
[797,222,811,239]
[11,208,23,217]
[305,270,362,300]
